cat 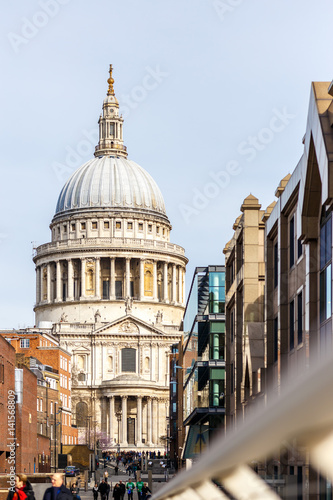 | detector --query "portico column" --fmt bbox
[137,396,142,446]
[125,258,131,297]
[147,397,152,446]
[40,266,44,302]
[46,263,51,303]
[163,262,168,302]
[110,258,115,299]
[153,261,157,300]
[56,261,61,302]
[109,396,114,442]
[67,259,74,300]
[139,259,145,300]
[95,257,101,298]
[172,264,177,303]
[80,258,86,298]
[36,267,40,304]
[152,398,158,445]
[121,396,128,446]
